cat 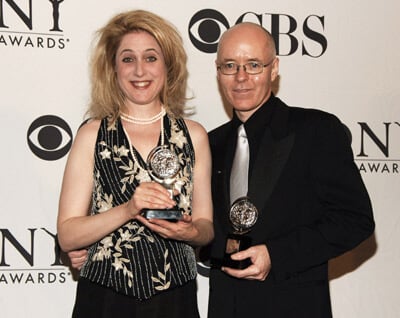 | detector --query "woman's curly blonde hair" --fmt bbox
[87,10,189,121]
